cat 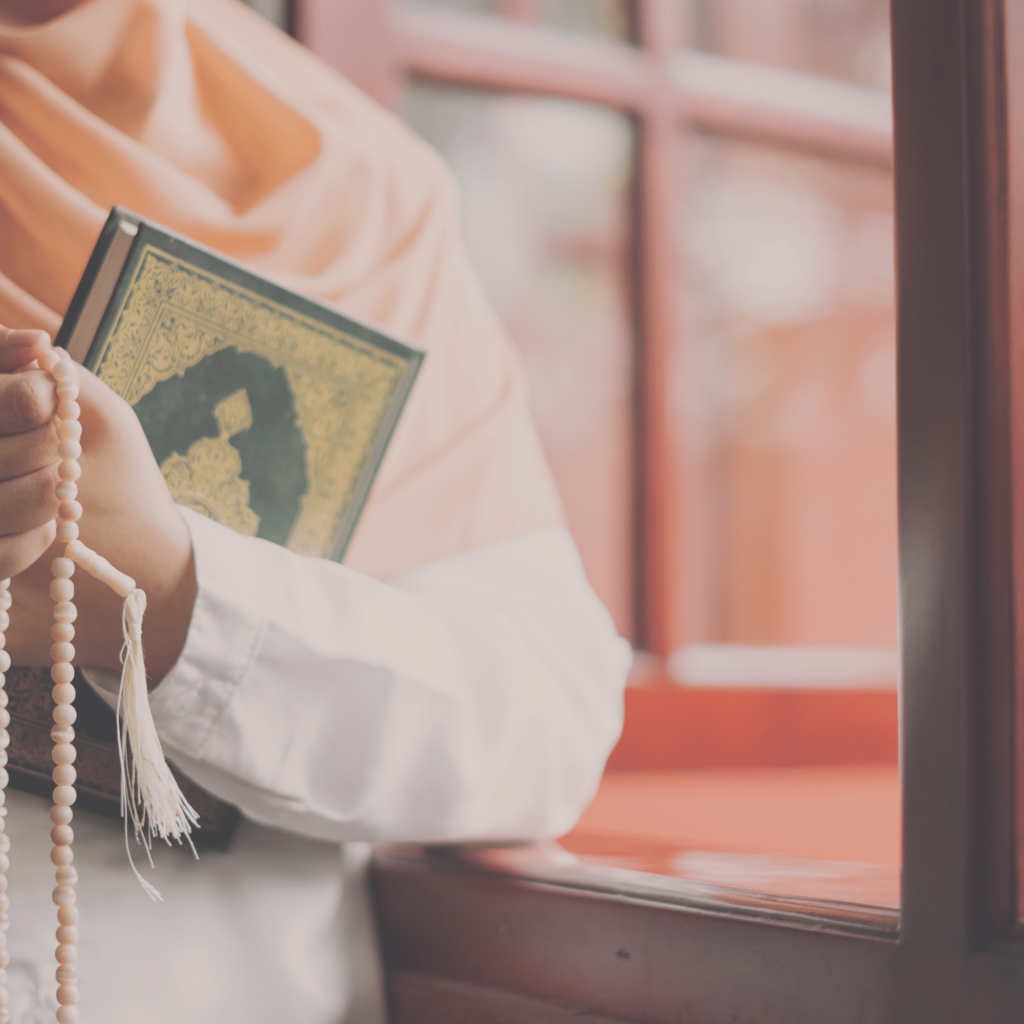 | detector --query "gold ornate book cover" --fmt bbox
[7,207,423,847]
